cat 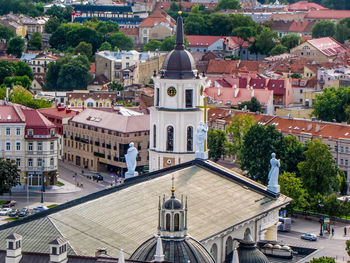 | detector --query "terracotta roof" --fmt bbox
[186,35,221,48]
[120,27,139,36]
[305,10,350,20]
[139,8,175,28]
[249,78,266,89]
[307,37,347,57]
[271,20,314,33]
[39,107,81,119]
[267,79,286,95]
[22,109,55,129]
[67,92,117,101]
[291,77,317,88]
[207,108,275,124]
[271,12,307,22]
[287,1,327,11]
[206,60,238,74]
[89,62,95,74]
[0,105,25,123]
[238,60,261,72]
[70,108,150,133]
[204,86,273,107]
